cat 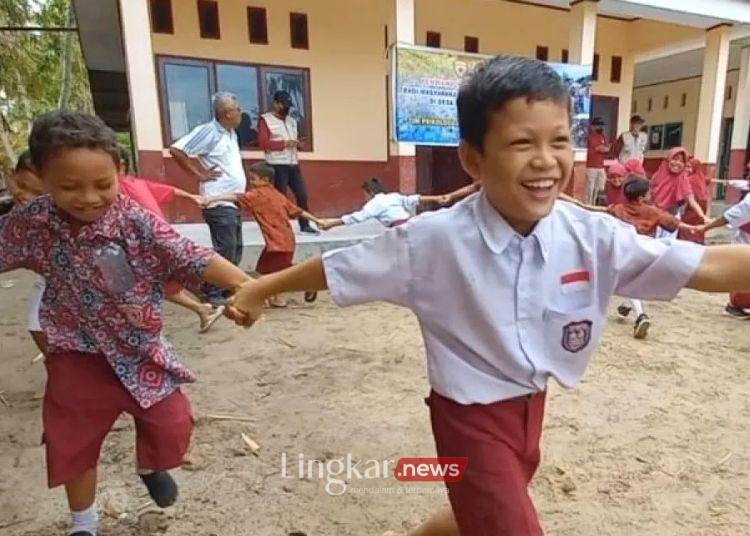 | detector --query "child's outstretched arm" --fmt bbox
[688,245,750,292]
[202,193,241,206]
[171,186,203,206]
[443,183,481,204]
[231,257,327,326]
[318,218,345,231]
